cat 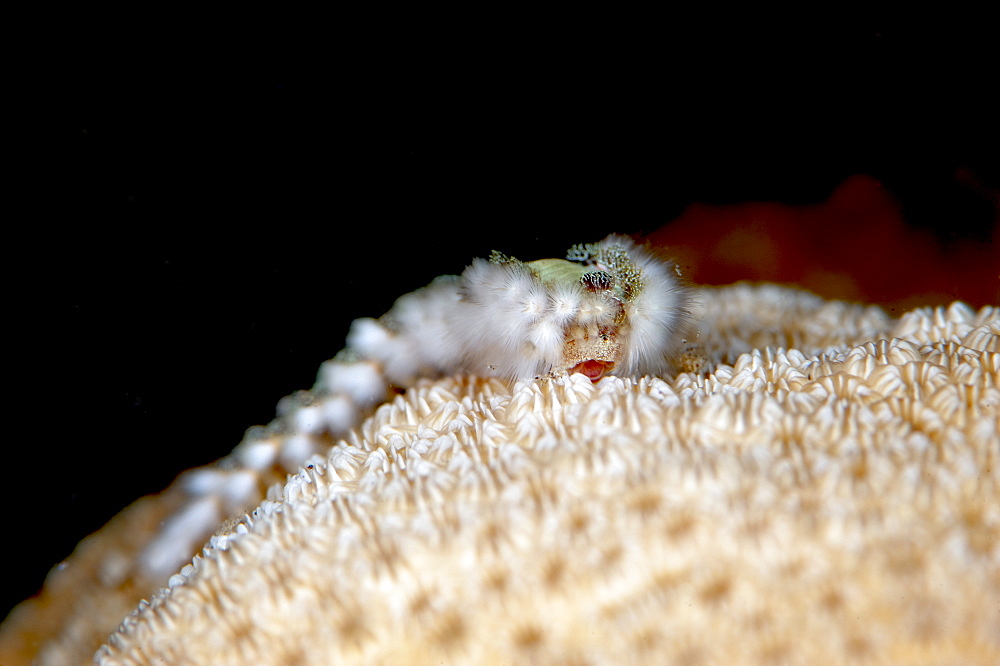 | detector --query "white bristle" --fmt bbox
[236,439,278,471]
[140,496,221,579]
[280,433,319,472]
[218,470,258,512]
[528,318,565,366]
[546,281,583,324]
[611,238,690,376]
[292,403,325,434]
[345,318,393,360]
[580,295,618,327]
[320,394,358,434]
[318,361,387,408]
[517,282,549,320]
